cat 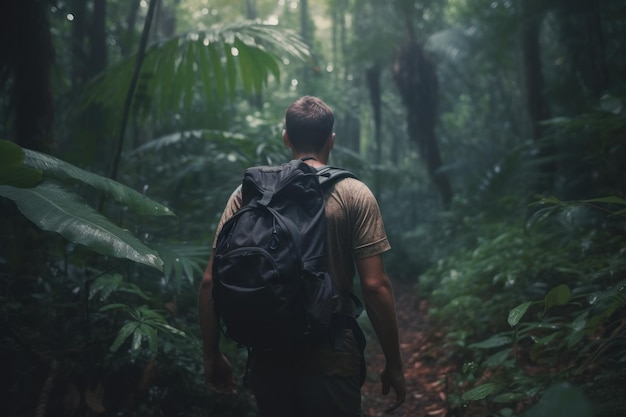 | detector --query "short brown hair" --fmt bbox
[284,96,334,153]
